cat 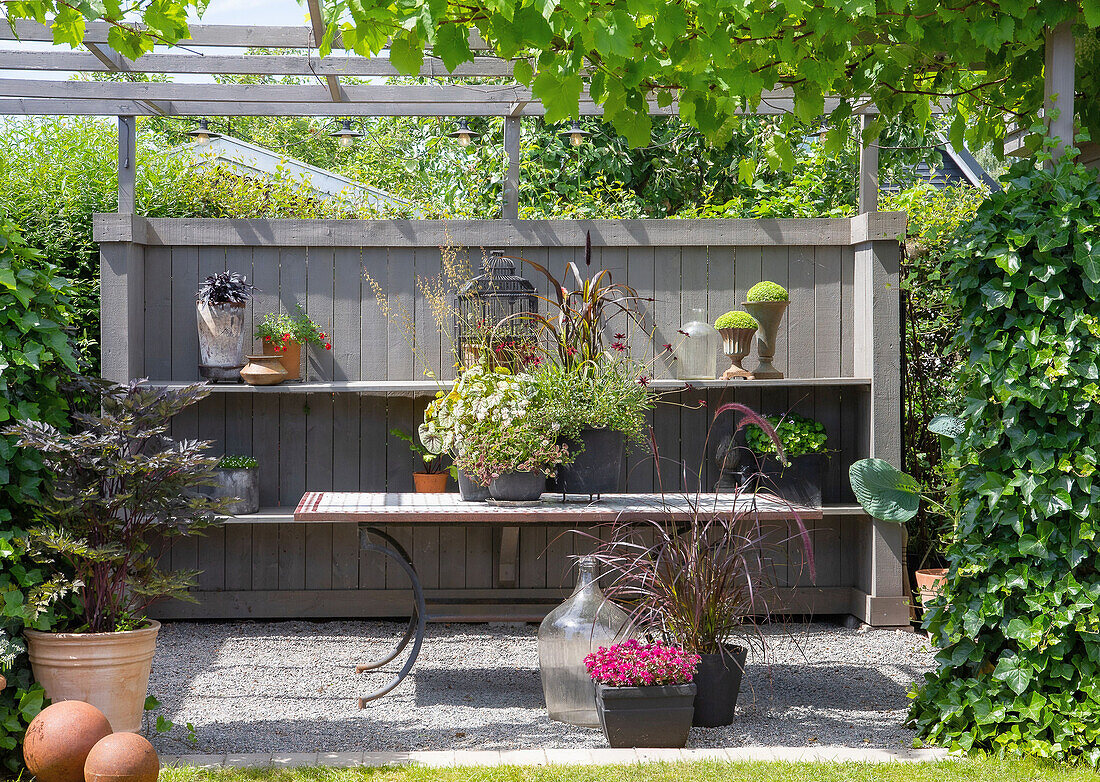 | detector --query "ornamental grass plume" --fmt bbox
[585,639,700,687]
